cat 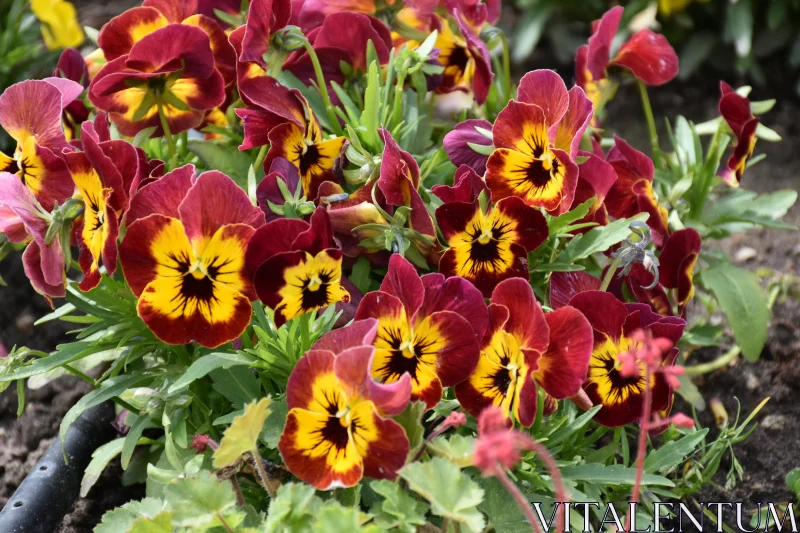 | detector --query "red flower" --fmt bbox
[604,136,670,247]
[435,165,548,297]
[355,254,489,409]
[89,25,226,136]
[433,12,494,104]
[658,228,702,316]
[456,278,594,426]
[120,168,265,347]
[577,6,678,89]
[240,0,292,66]
[245,208,350,327]
[568,291,685,427]
[278,319,411,490]
[718,82,759,186]
[443,119,493,176]
[485,70,591,214]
